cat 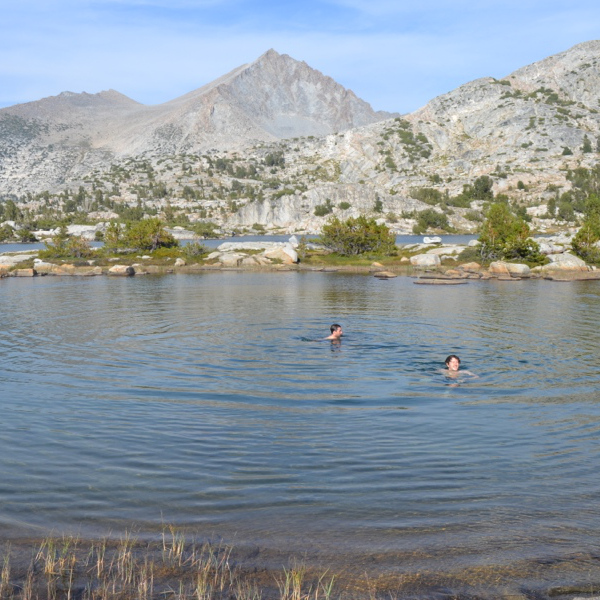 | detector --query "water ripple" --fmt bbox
[2,273,600,576]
